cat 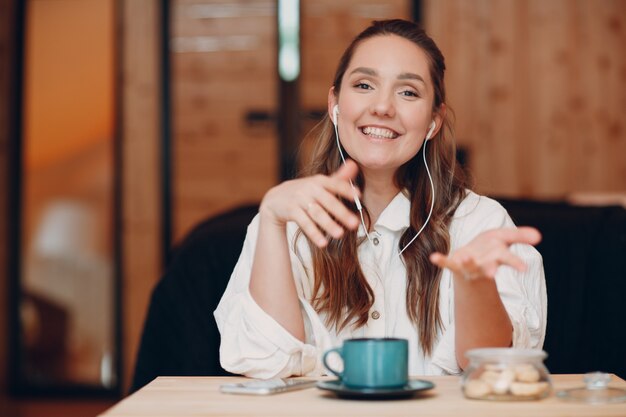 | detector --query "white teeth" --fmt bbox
[361,126,398,139]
